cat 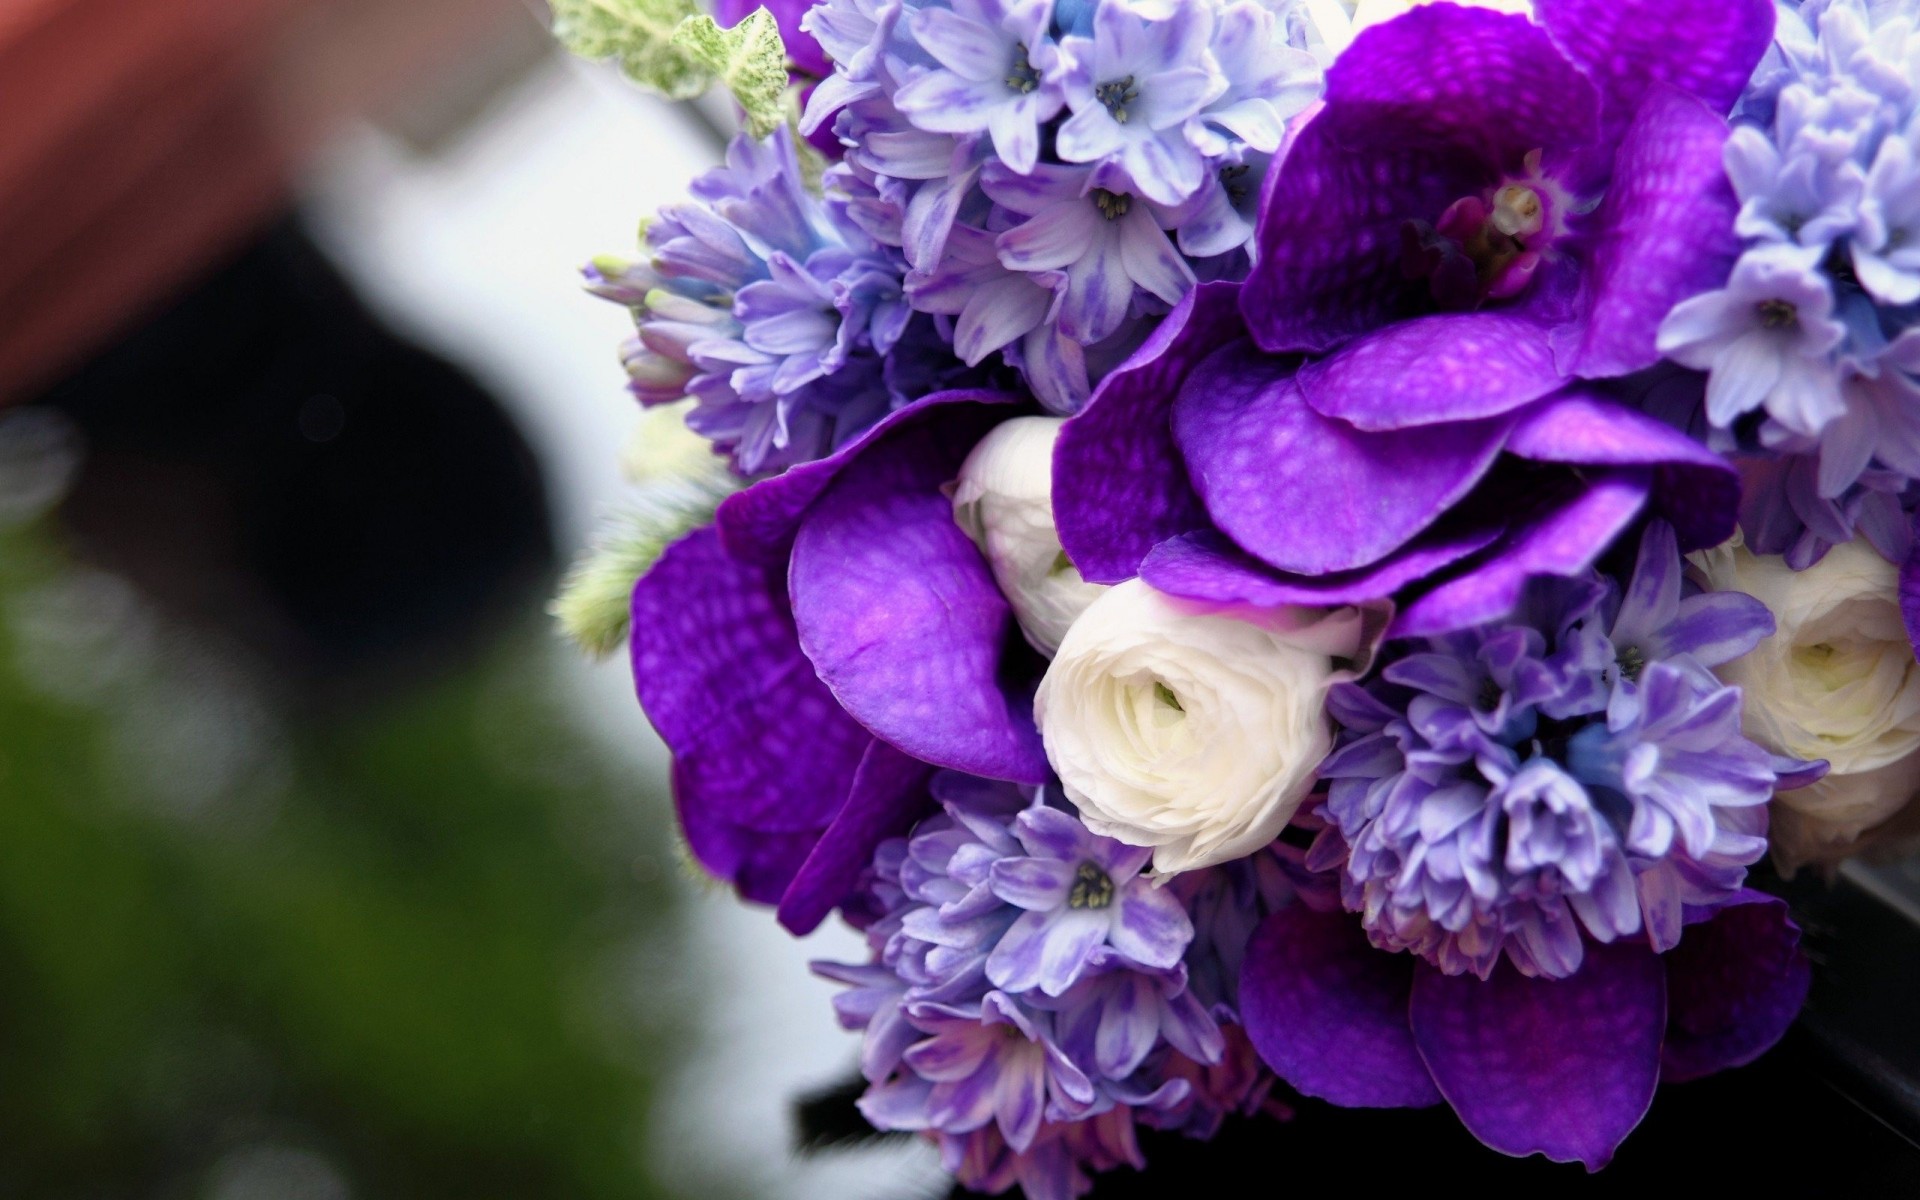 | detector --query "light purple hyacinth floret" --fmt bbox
[586,127,995,475]
[1657,0,1920,567]
[1311,521,1825,980]
[800,0,1322,410]
[815,772,1283,1199]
